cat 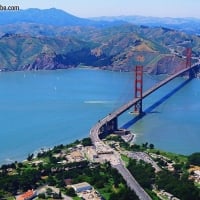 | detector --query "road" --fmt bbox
[90,118,152,200]
[114,163,152,200]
